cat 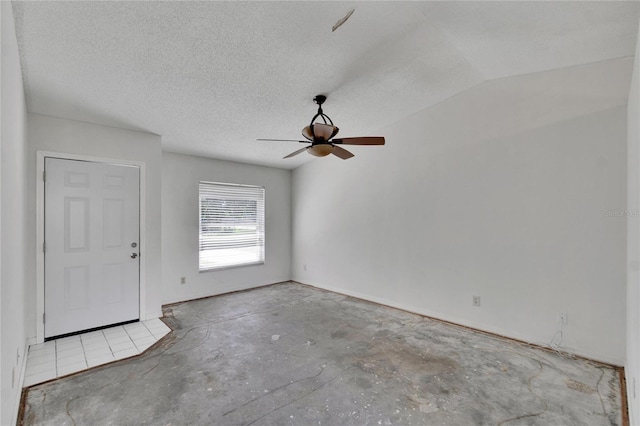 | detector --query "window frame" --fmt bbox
[198,181,265,272]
